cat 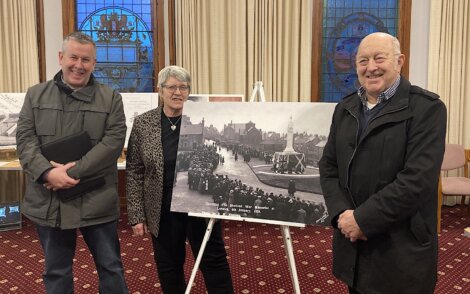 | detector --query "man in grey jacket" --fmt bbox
[16,32,128,293]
